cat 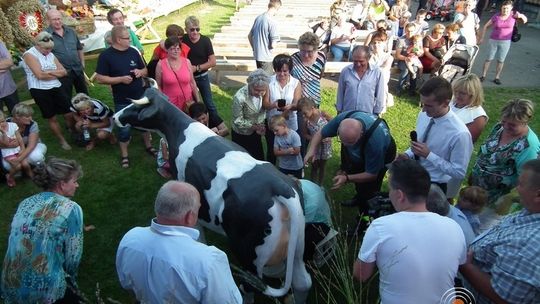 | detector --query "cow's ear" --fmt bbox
[138,105,159,120]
